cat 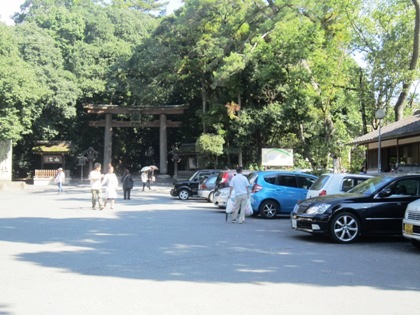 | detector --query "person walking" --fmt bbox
[122,169,134,200]
[141,170,150,191]
[147,170,153,189]
[89,162,104,210]
[102,165,118,209]
[227,167,250,224]
[54,168,65,194]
